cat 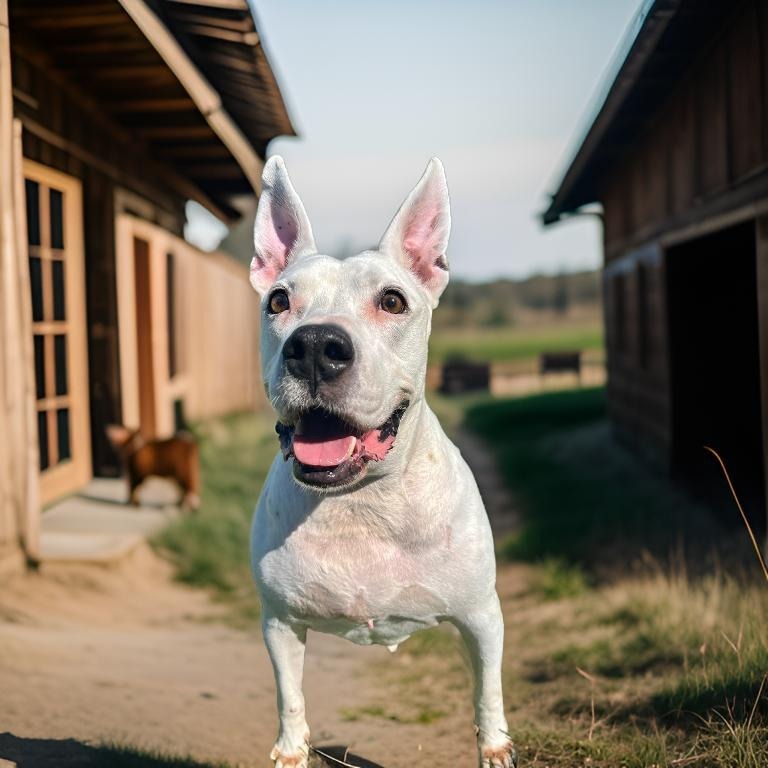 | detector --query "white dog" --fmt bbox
[249,156,515,768]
